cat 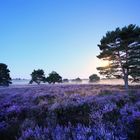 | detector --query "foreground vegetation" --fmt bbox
[0,84,140,140]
